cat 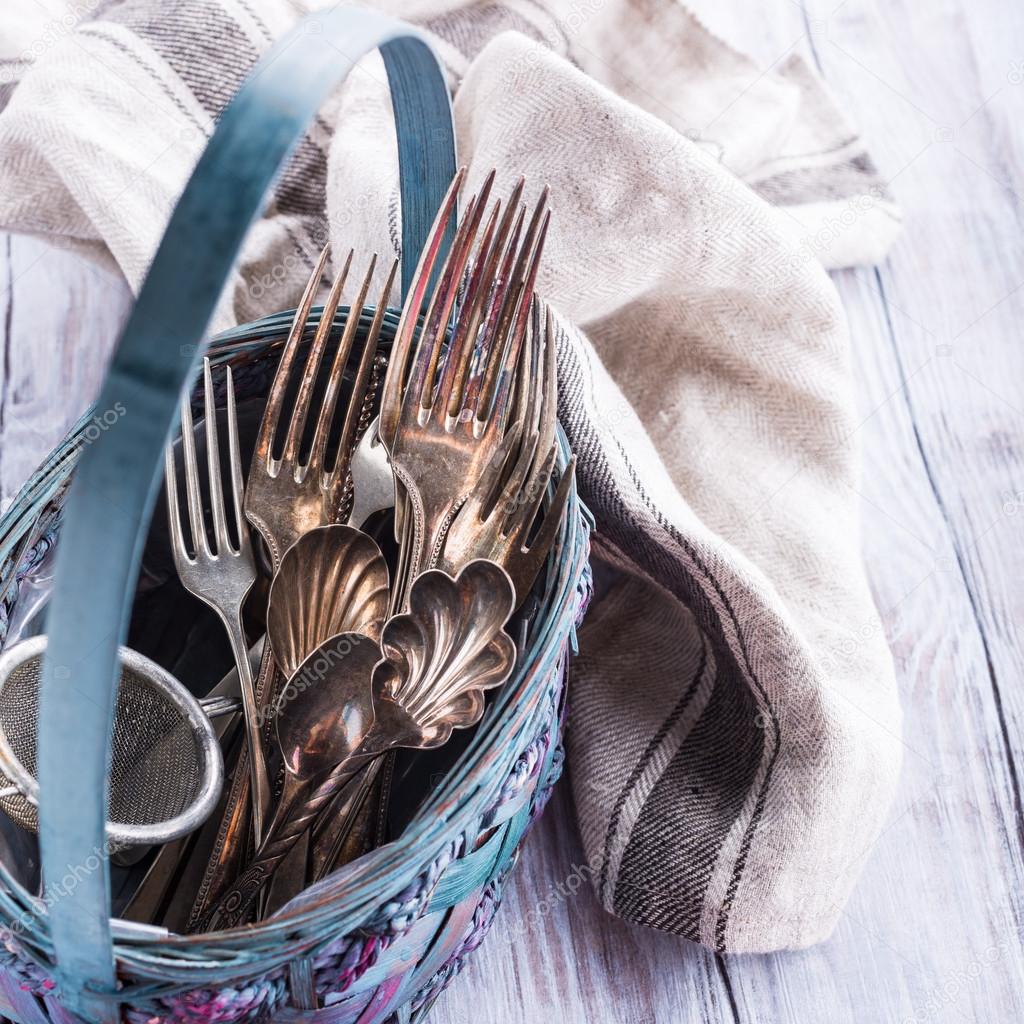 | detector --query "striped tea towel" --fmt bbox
[0,0,902,952]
